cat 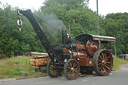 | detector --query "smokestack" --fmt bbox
[62,28,67,45]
